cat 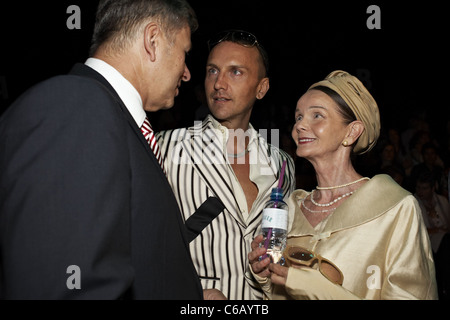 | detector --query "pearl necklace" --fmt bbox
[301,197,336,213]
[310,189,354,207]
[316,177,369,190]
